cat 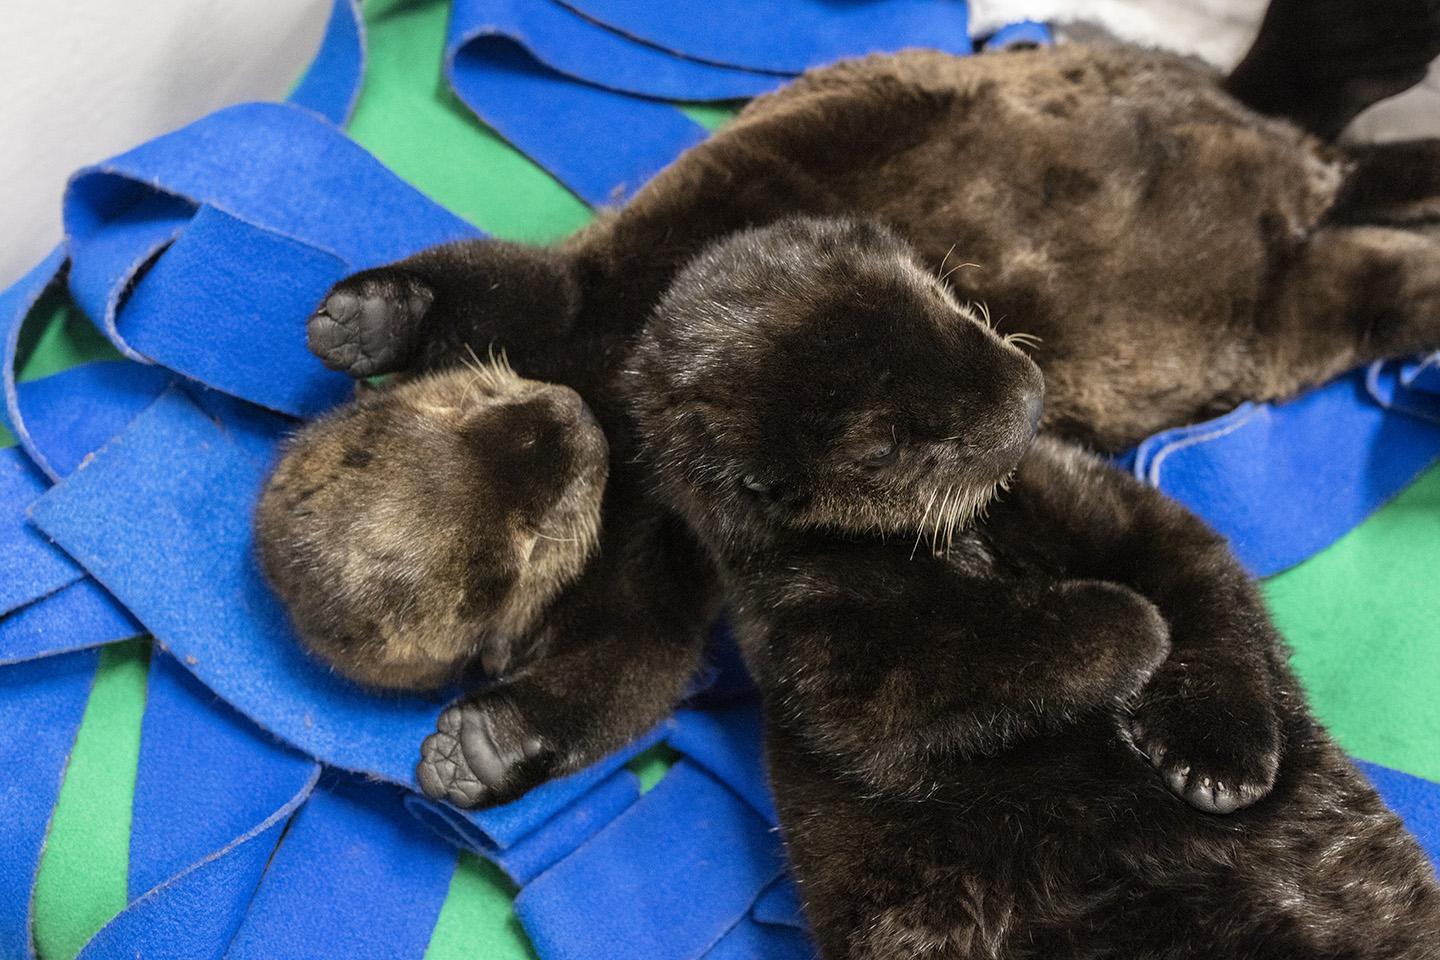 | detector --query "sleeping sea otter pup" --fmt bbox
[627,216,1440,960]
[255,360,609,689]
